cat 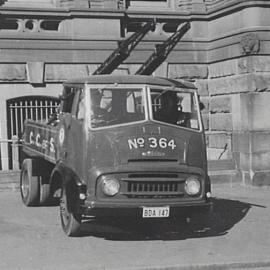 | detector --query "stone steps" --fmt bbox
[208,159,240,185]
[209,169,240,185]
[208,159,236,171]
[0,170,20,191]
